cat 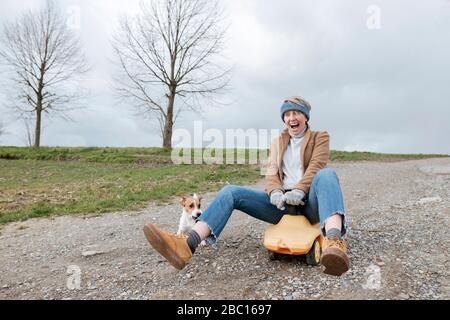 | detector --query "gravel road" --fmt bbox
[0,158,449,300]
